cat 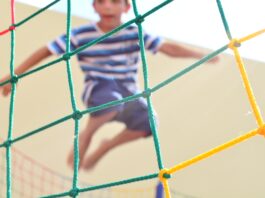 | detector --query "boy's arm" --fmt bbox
[0,46,52,96]
[14,46,52,76]
[158,42,219,63]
